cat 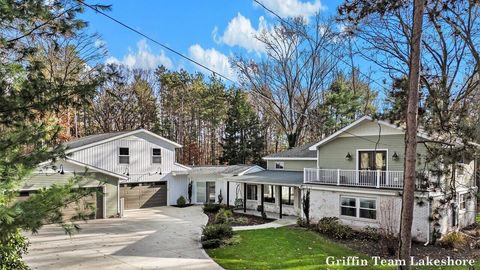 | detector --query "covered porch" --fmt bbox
[226,170,303,219]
